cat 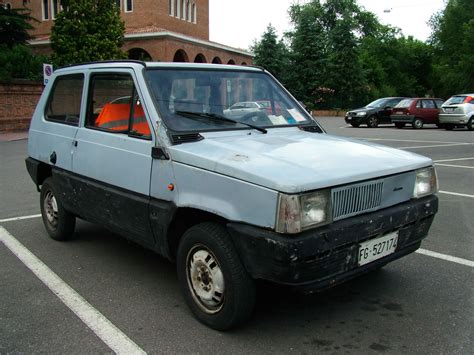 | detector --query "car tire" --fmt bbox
[412,118,424,129]
[367,115,378,128]
[395,123,405,129]
[445,124,454,130]
[468,118,473,131]
[40,177,76,241]
[350,123,360,128]
[177,222,256,330]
